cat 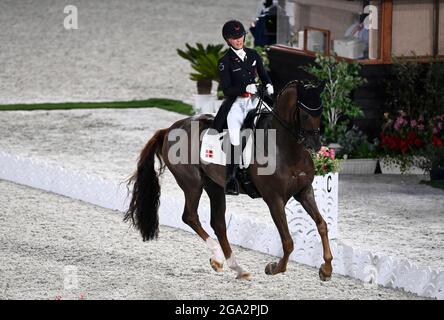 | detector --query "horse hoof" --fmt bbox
[318,264,332,281]
[210,258,223,272]
[265,262,278,275]
[236,272,252,281]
